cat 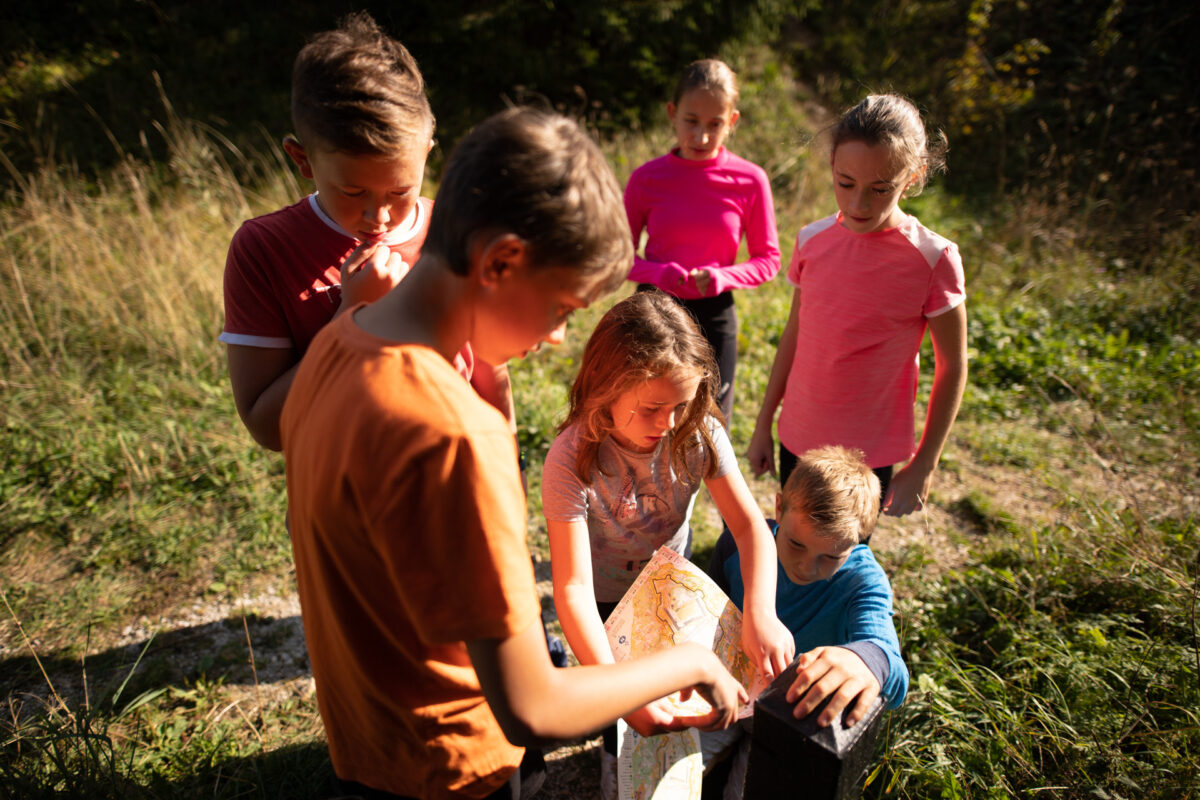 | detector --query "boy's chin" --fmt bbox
[782,570,816,586]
